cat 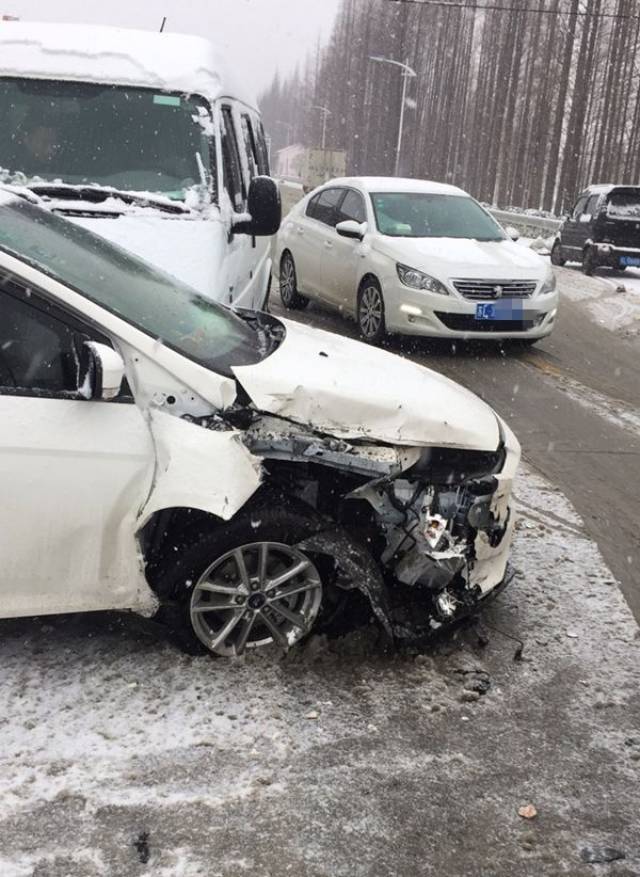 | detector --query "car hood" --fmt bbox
[232,318,500,451]
[70,213,222,299]
[376,236,546,279]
